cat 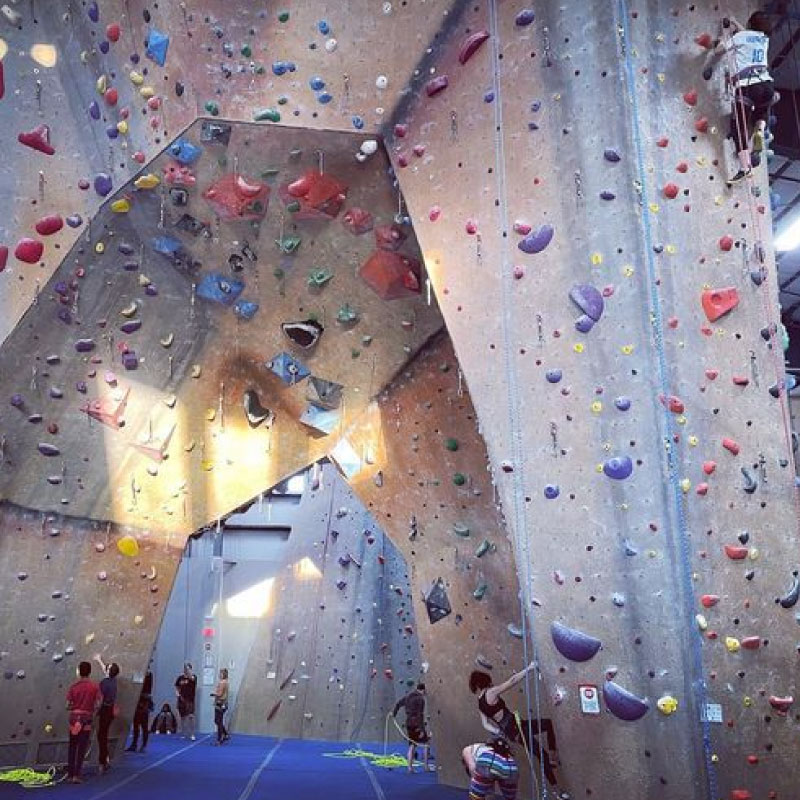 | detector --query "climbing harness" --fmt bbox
[487,0,549,797]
